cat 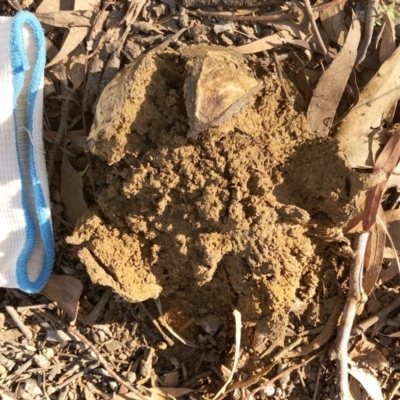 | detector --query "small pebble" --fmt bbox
[220,33,234,46]
[197,314,223,336]
[33,354,50,369]
[263,383,275,397]
[179,7,189,27]
[155,341,168,350]
[127,371,137,384]
[109,380,118,392]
